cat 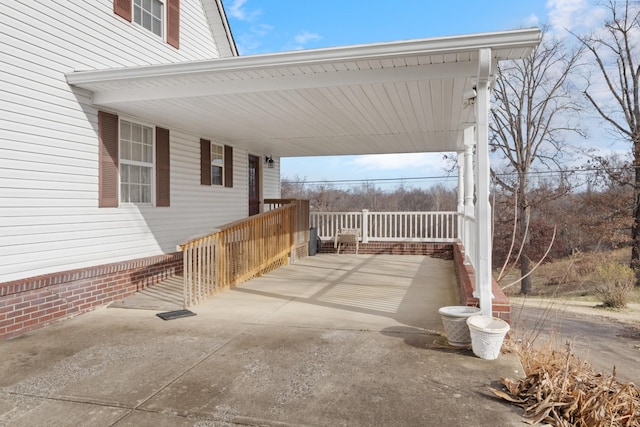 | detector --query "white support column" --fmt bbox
[474,48,493,317]
[456,151,464,242]
[463,127,475,266]
[361,209,369,243]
